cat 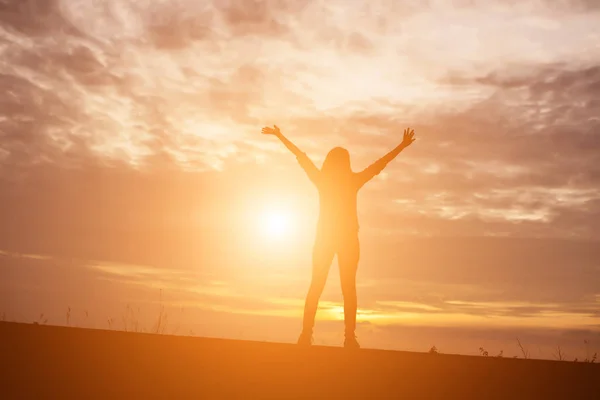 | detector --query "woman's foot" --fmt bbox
[344,334,360,349]
[297,331,313,346]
